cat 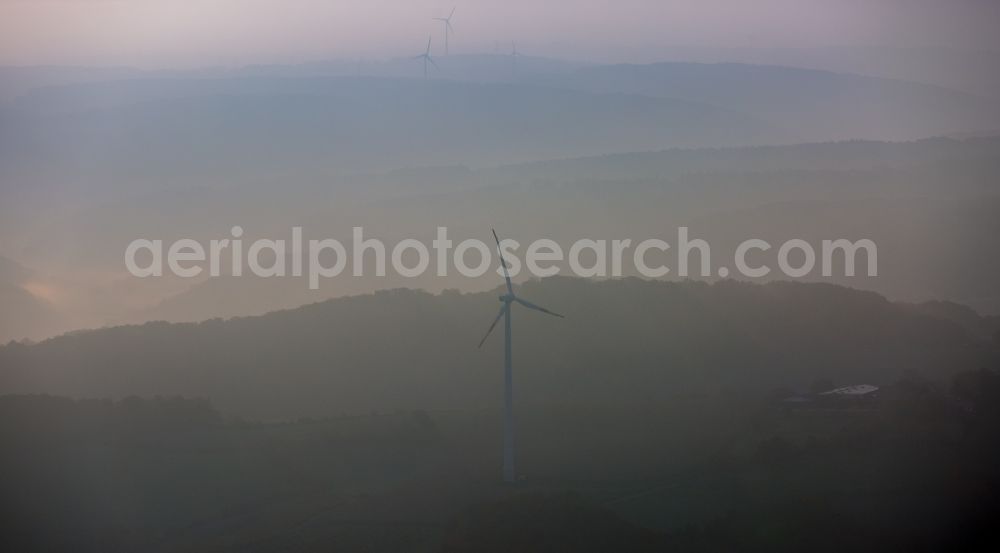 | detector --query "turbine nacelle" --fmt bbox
[478,229,565,349]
